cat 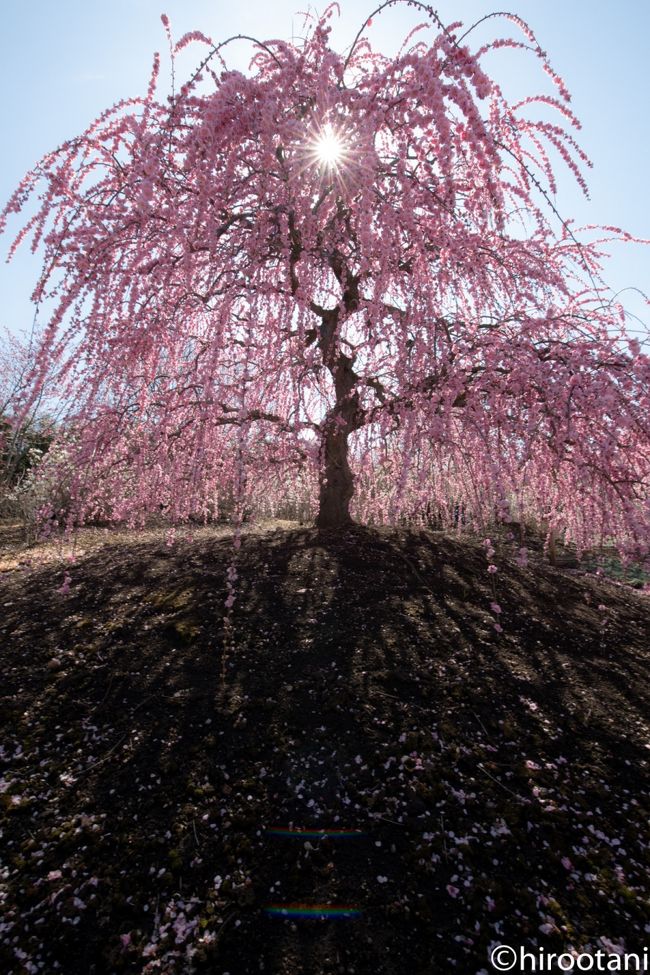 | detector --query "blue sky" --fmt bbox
[1,0,648,339]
